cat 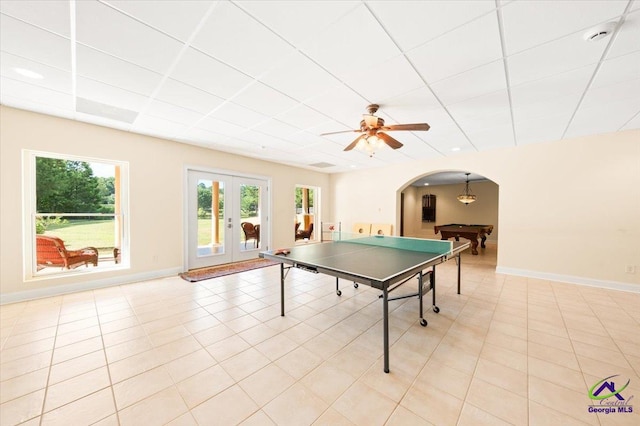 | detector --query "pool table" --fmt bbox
[433,224,493,255]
